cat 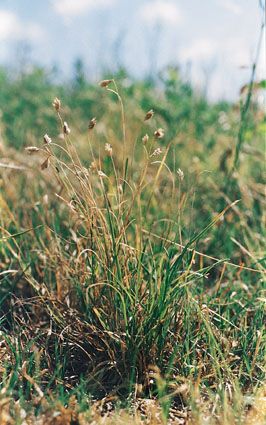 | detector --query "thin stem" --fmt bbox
[229,21,265,176]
